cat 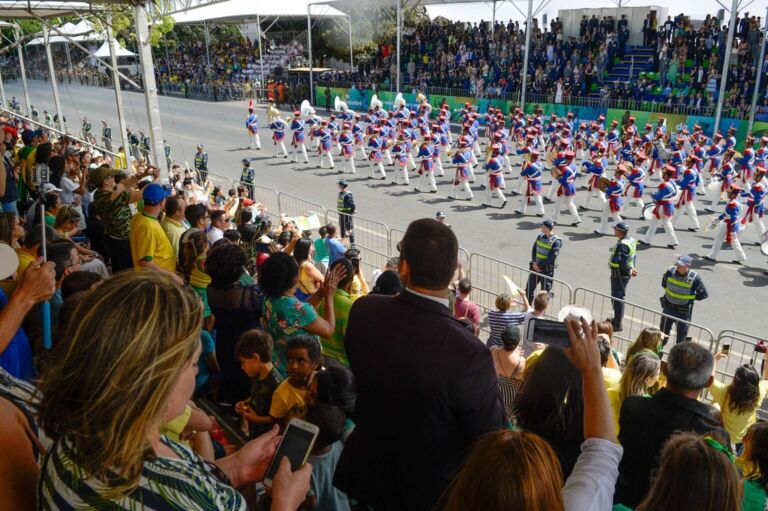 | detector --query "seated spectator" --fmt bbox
[323,223,346,264]
[615,342,726,508]
[599,334,623,389]
[294,238,324,301]
[53,206,108,278]
[370,269,403,295]
[179,202,210,269]
[180,230,213,329]
[632,433,741,511]
[608,350,661,433]
[740,422,768,510]
[303,403,351,510]
[234,329,283,438]
[311,365,357,427]
[442,318,622,511]
[194,328,219,398]
[270,335,321,423]
[517,347,585,478]
[223,228,241,245]
[60,270,104,301]
[36,271,311,509]
[454,277,481,335]
[236,208,258,243]
[206,242,264,404]
[708,356,768,447]
[207,210,227,245]
[370,256,398,289]
[260,252,341,376]
[487,291,530,348]
[344,248,369,299]
[312,225,330,269]
[316,258,355,366]
[491,325,525,424]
